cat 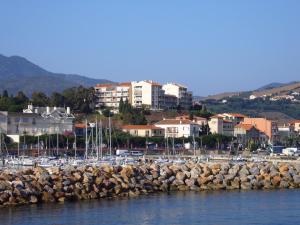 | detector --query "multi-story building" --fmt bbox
[155,119,200,138]
[242,118,278,141]
[131,80,165,110]
[0,105,74,142]
[162,83,192,109]
[164,94,178,109]
[208,116,234,136]
[122,125,165,137]
[94,81,193,112]
[94,82,131,112]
